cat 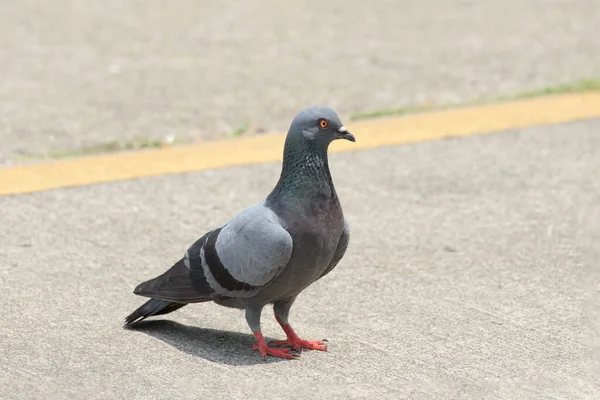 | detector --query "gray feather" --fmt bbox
[202,202,293,297]
[318,219,350,280]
